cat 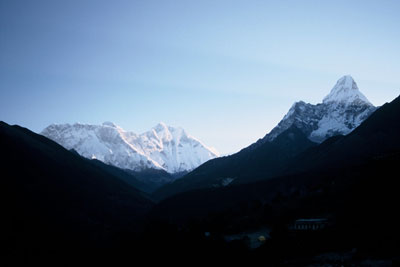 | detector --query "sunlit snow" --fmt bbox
[265,75,376,143]
[41,122,219,173]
